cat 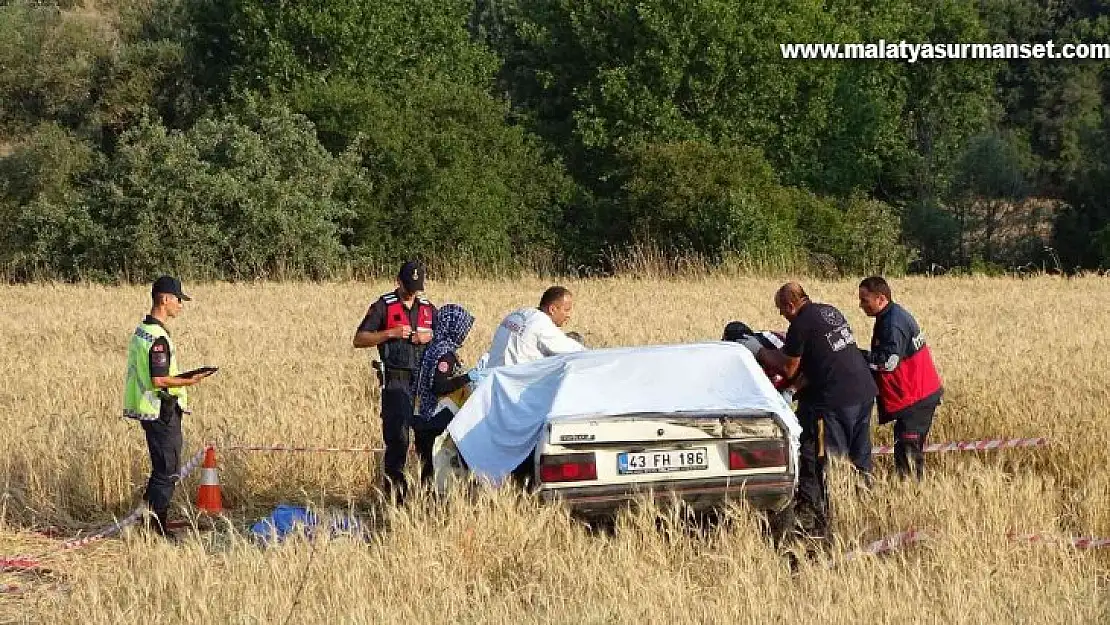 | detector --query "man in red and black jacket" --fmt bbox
[858,276,944,481]
[353,260,437,503]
